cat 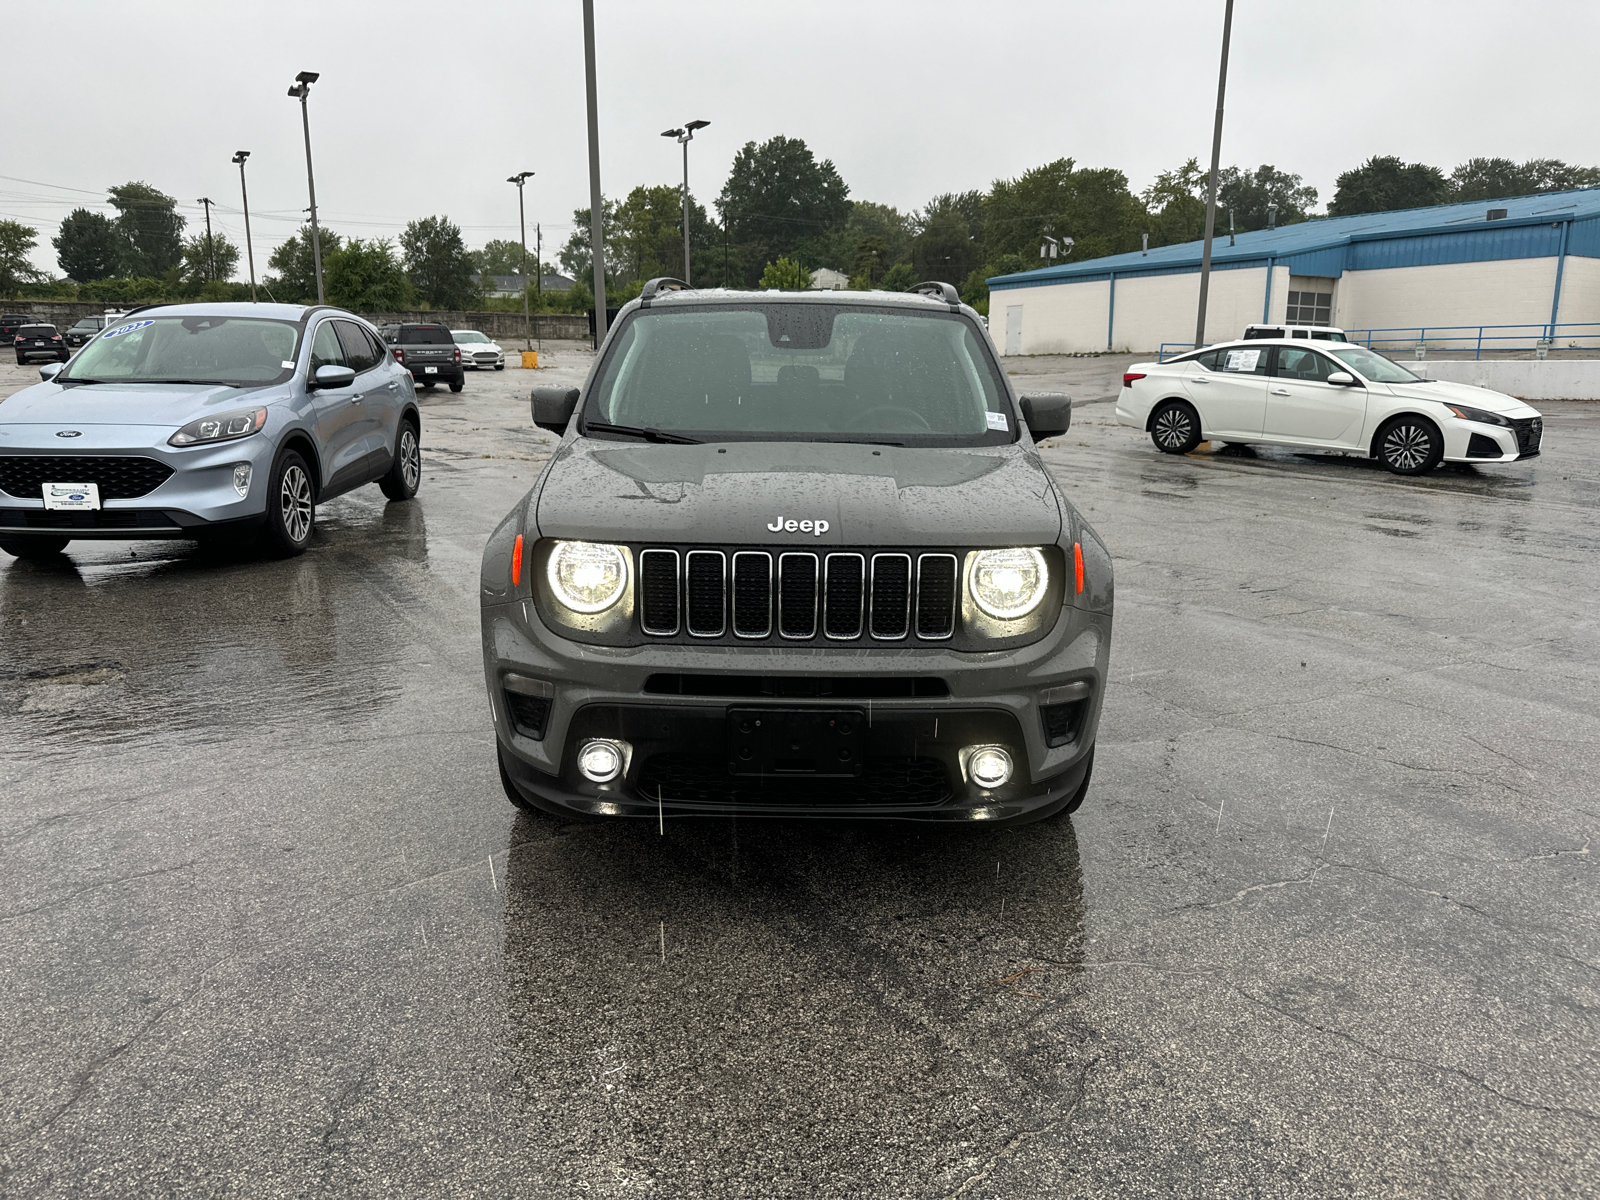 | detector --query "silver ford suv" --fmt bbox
[480,281,1113,825]
[0,303,422,560]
